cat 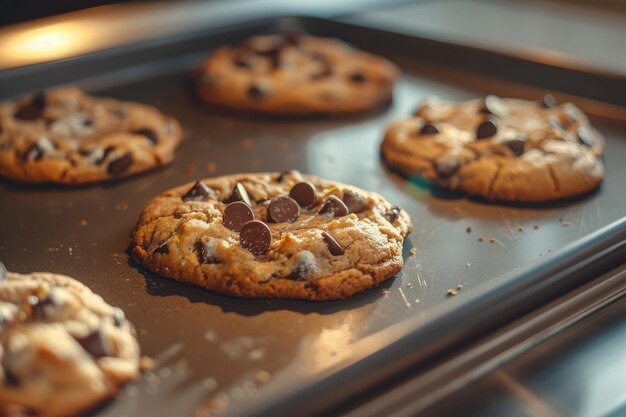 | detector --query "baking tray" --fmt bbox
[0,16,625,417]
